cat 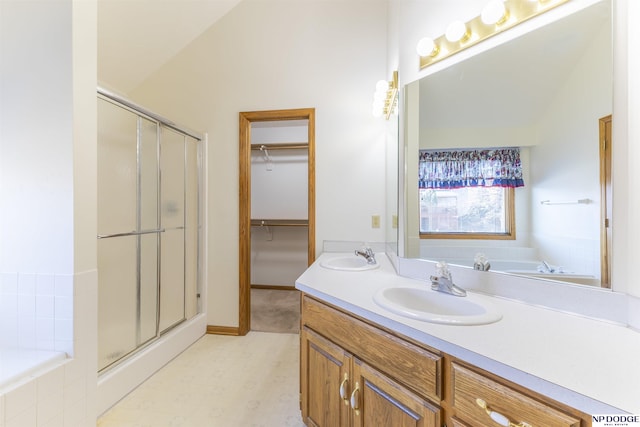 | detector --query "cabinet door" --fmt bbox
[301,327,351,427]
[351,358,441,427]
